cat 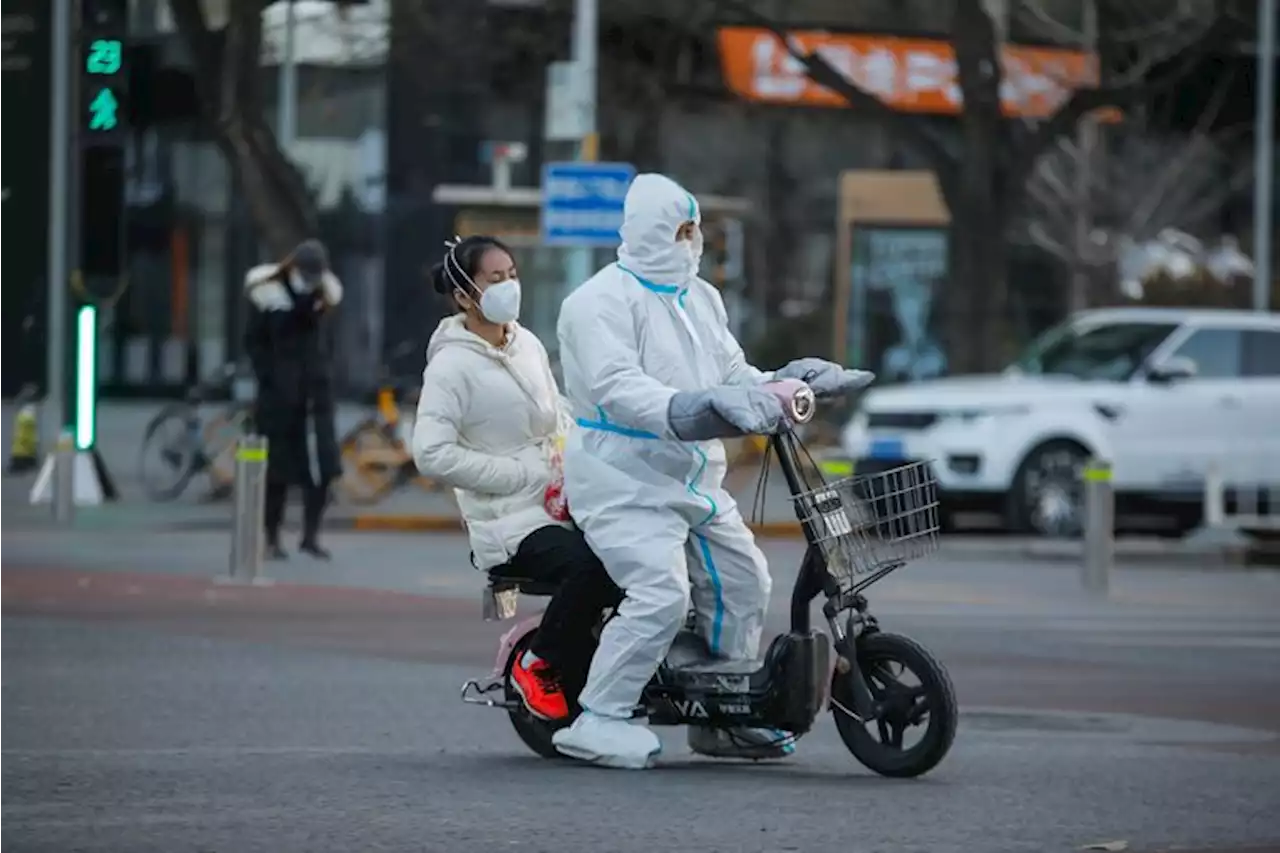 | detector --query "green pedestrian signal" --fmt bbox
[87,88,119,131]
[86,39,123,75]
